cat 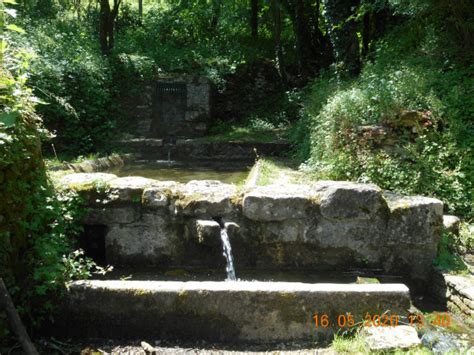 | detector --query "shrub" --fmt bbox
[295,16,473,219]
[1,13,104,342]
[13,17,116,156]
